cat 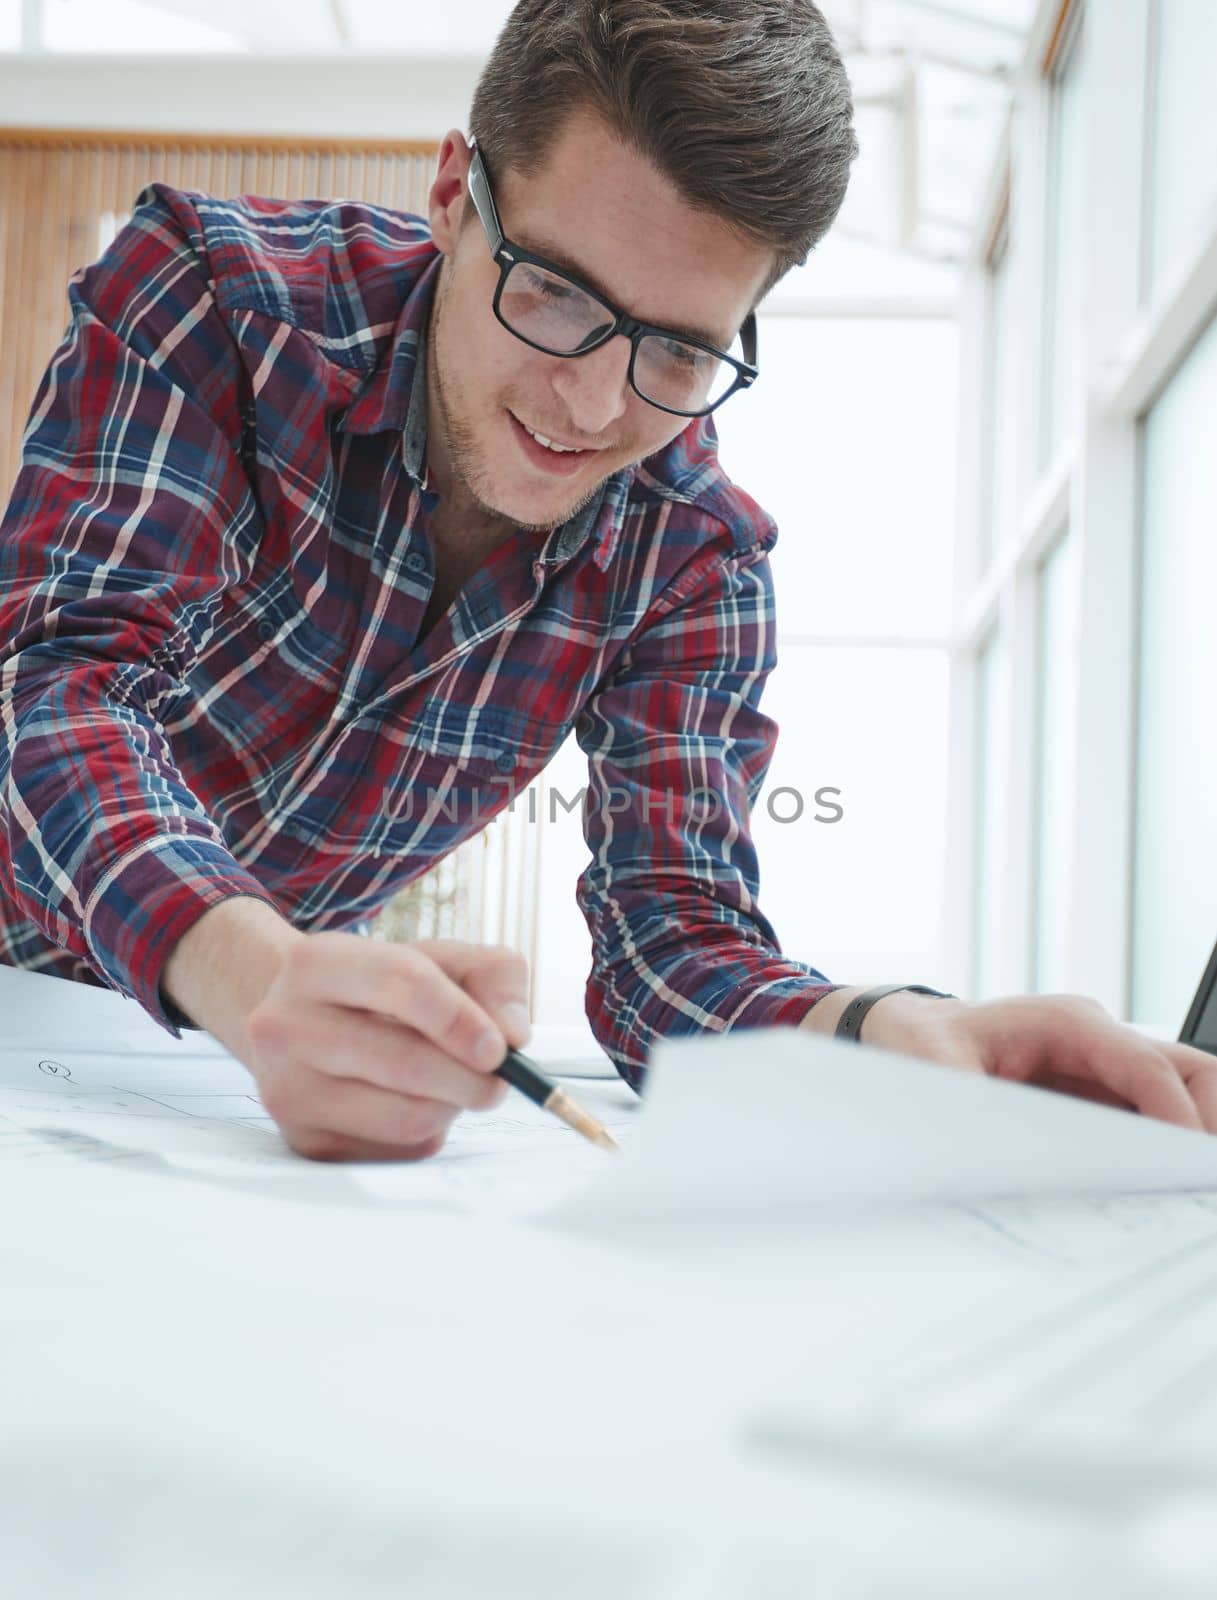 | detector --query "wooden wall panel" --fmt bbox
[0,127,437,501]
